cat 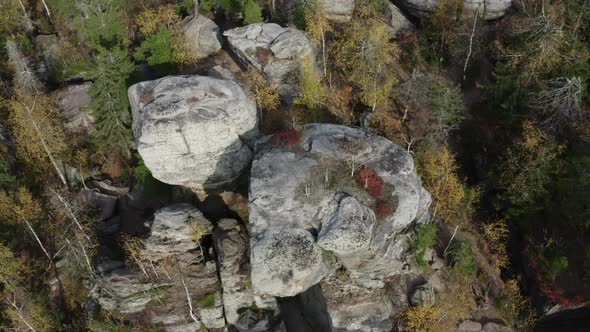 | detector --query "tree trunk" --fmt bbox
[6,298,37,332]
[22,97,67,186]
